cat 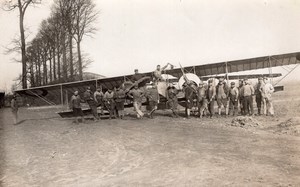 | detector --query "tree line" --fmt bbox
[3,0,99,89]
